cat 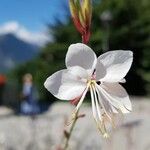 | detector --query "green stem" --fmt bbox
[63,110,79,150]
